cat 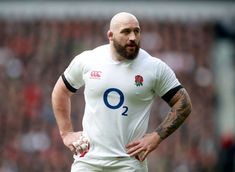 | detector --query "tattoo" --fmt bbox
[156,88,192,140]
